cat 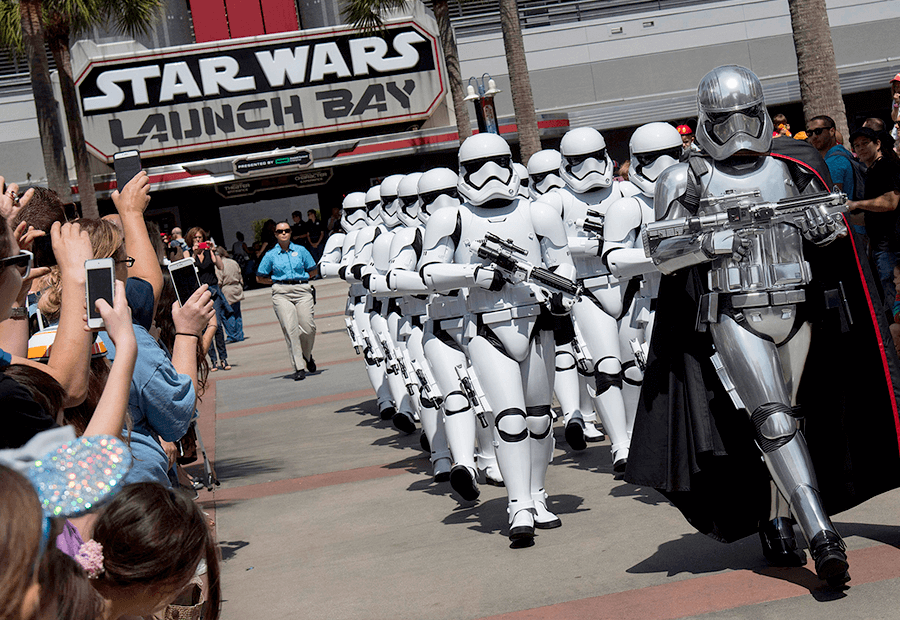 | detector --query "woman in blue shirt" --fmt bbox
[256,221,318,380]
